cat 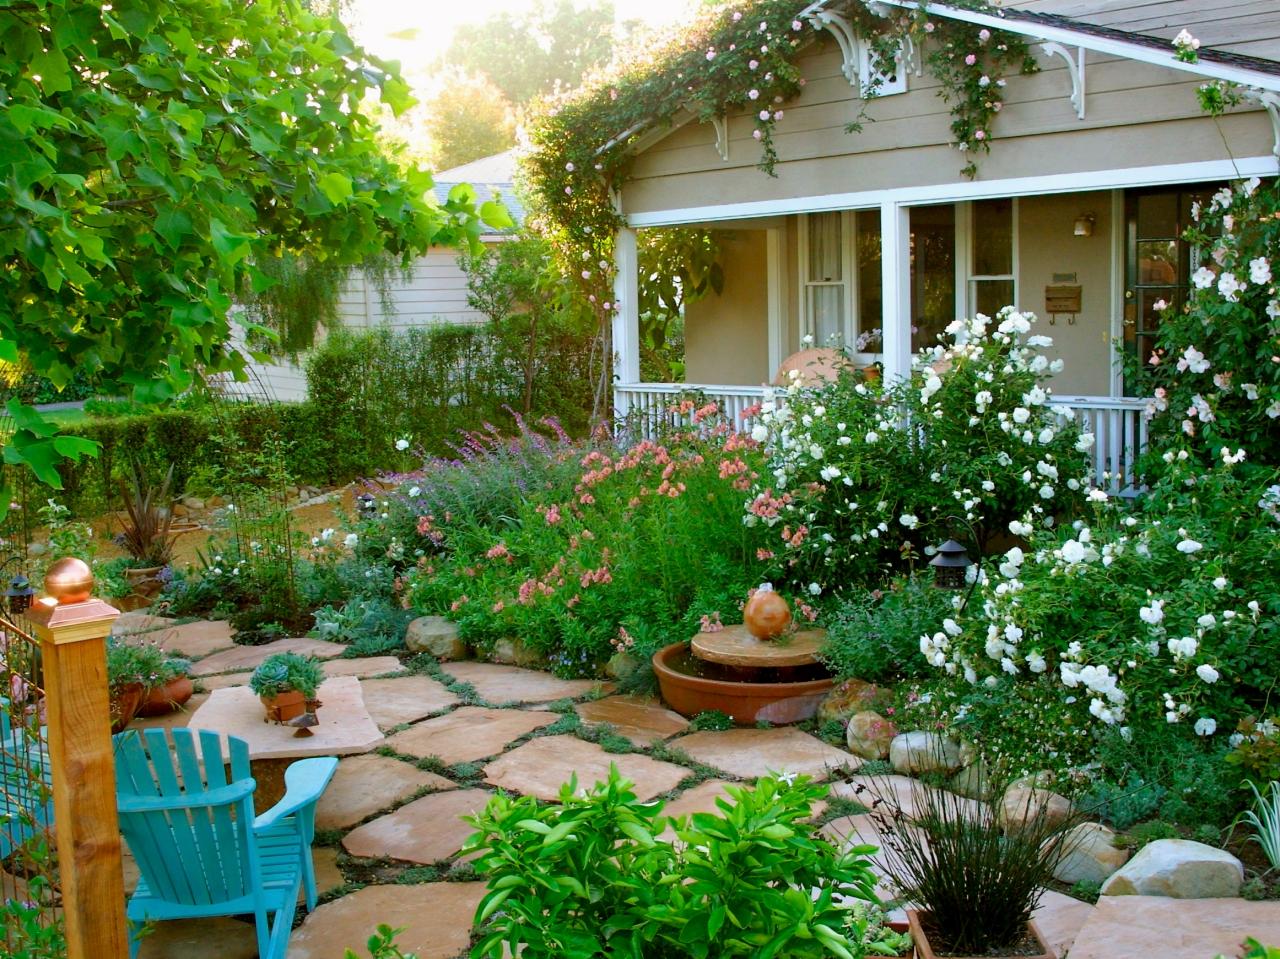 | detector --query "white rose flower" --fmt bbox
[1012,407,1030,424]
[1192,266,1216,289]
[344,533,359,548]
[1194,717,1217,737]
[1061,539,1087,563]
[1250,257,1272,285]
[395,438,411,451]
[1176,539,1203,554]
[1195,663,1220,683]
[899,513,919,529]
